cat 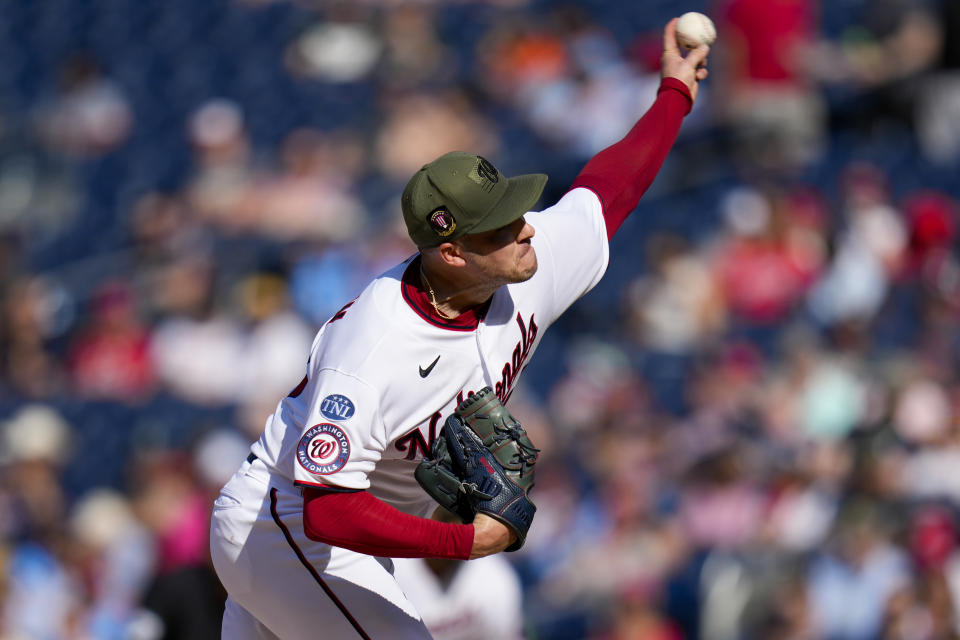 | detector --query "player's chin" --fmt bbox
[514,252,538,282]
